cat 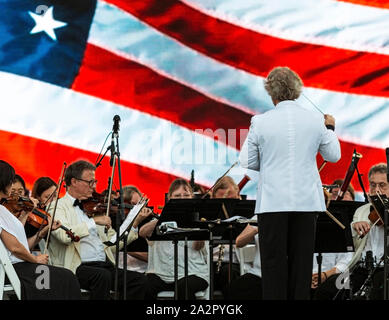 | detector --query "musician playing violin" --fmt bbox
[0,160,81,300]
[313,163,389,300]
[46,160,148,300]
